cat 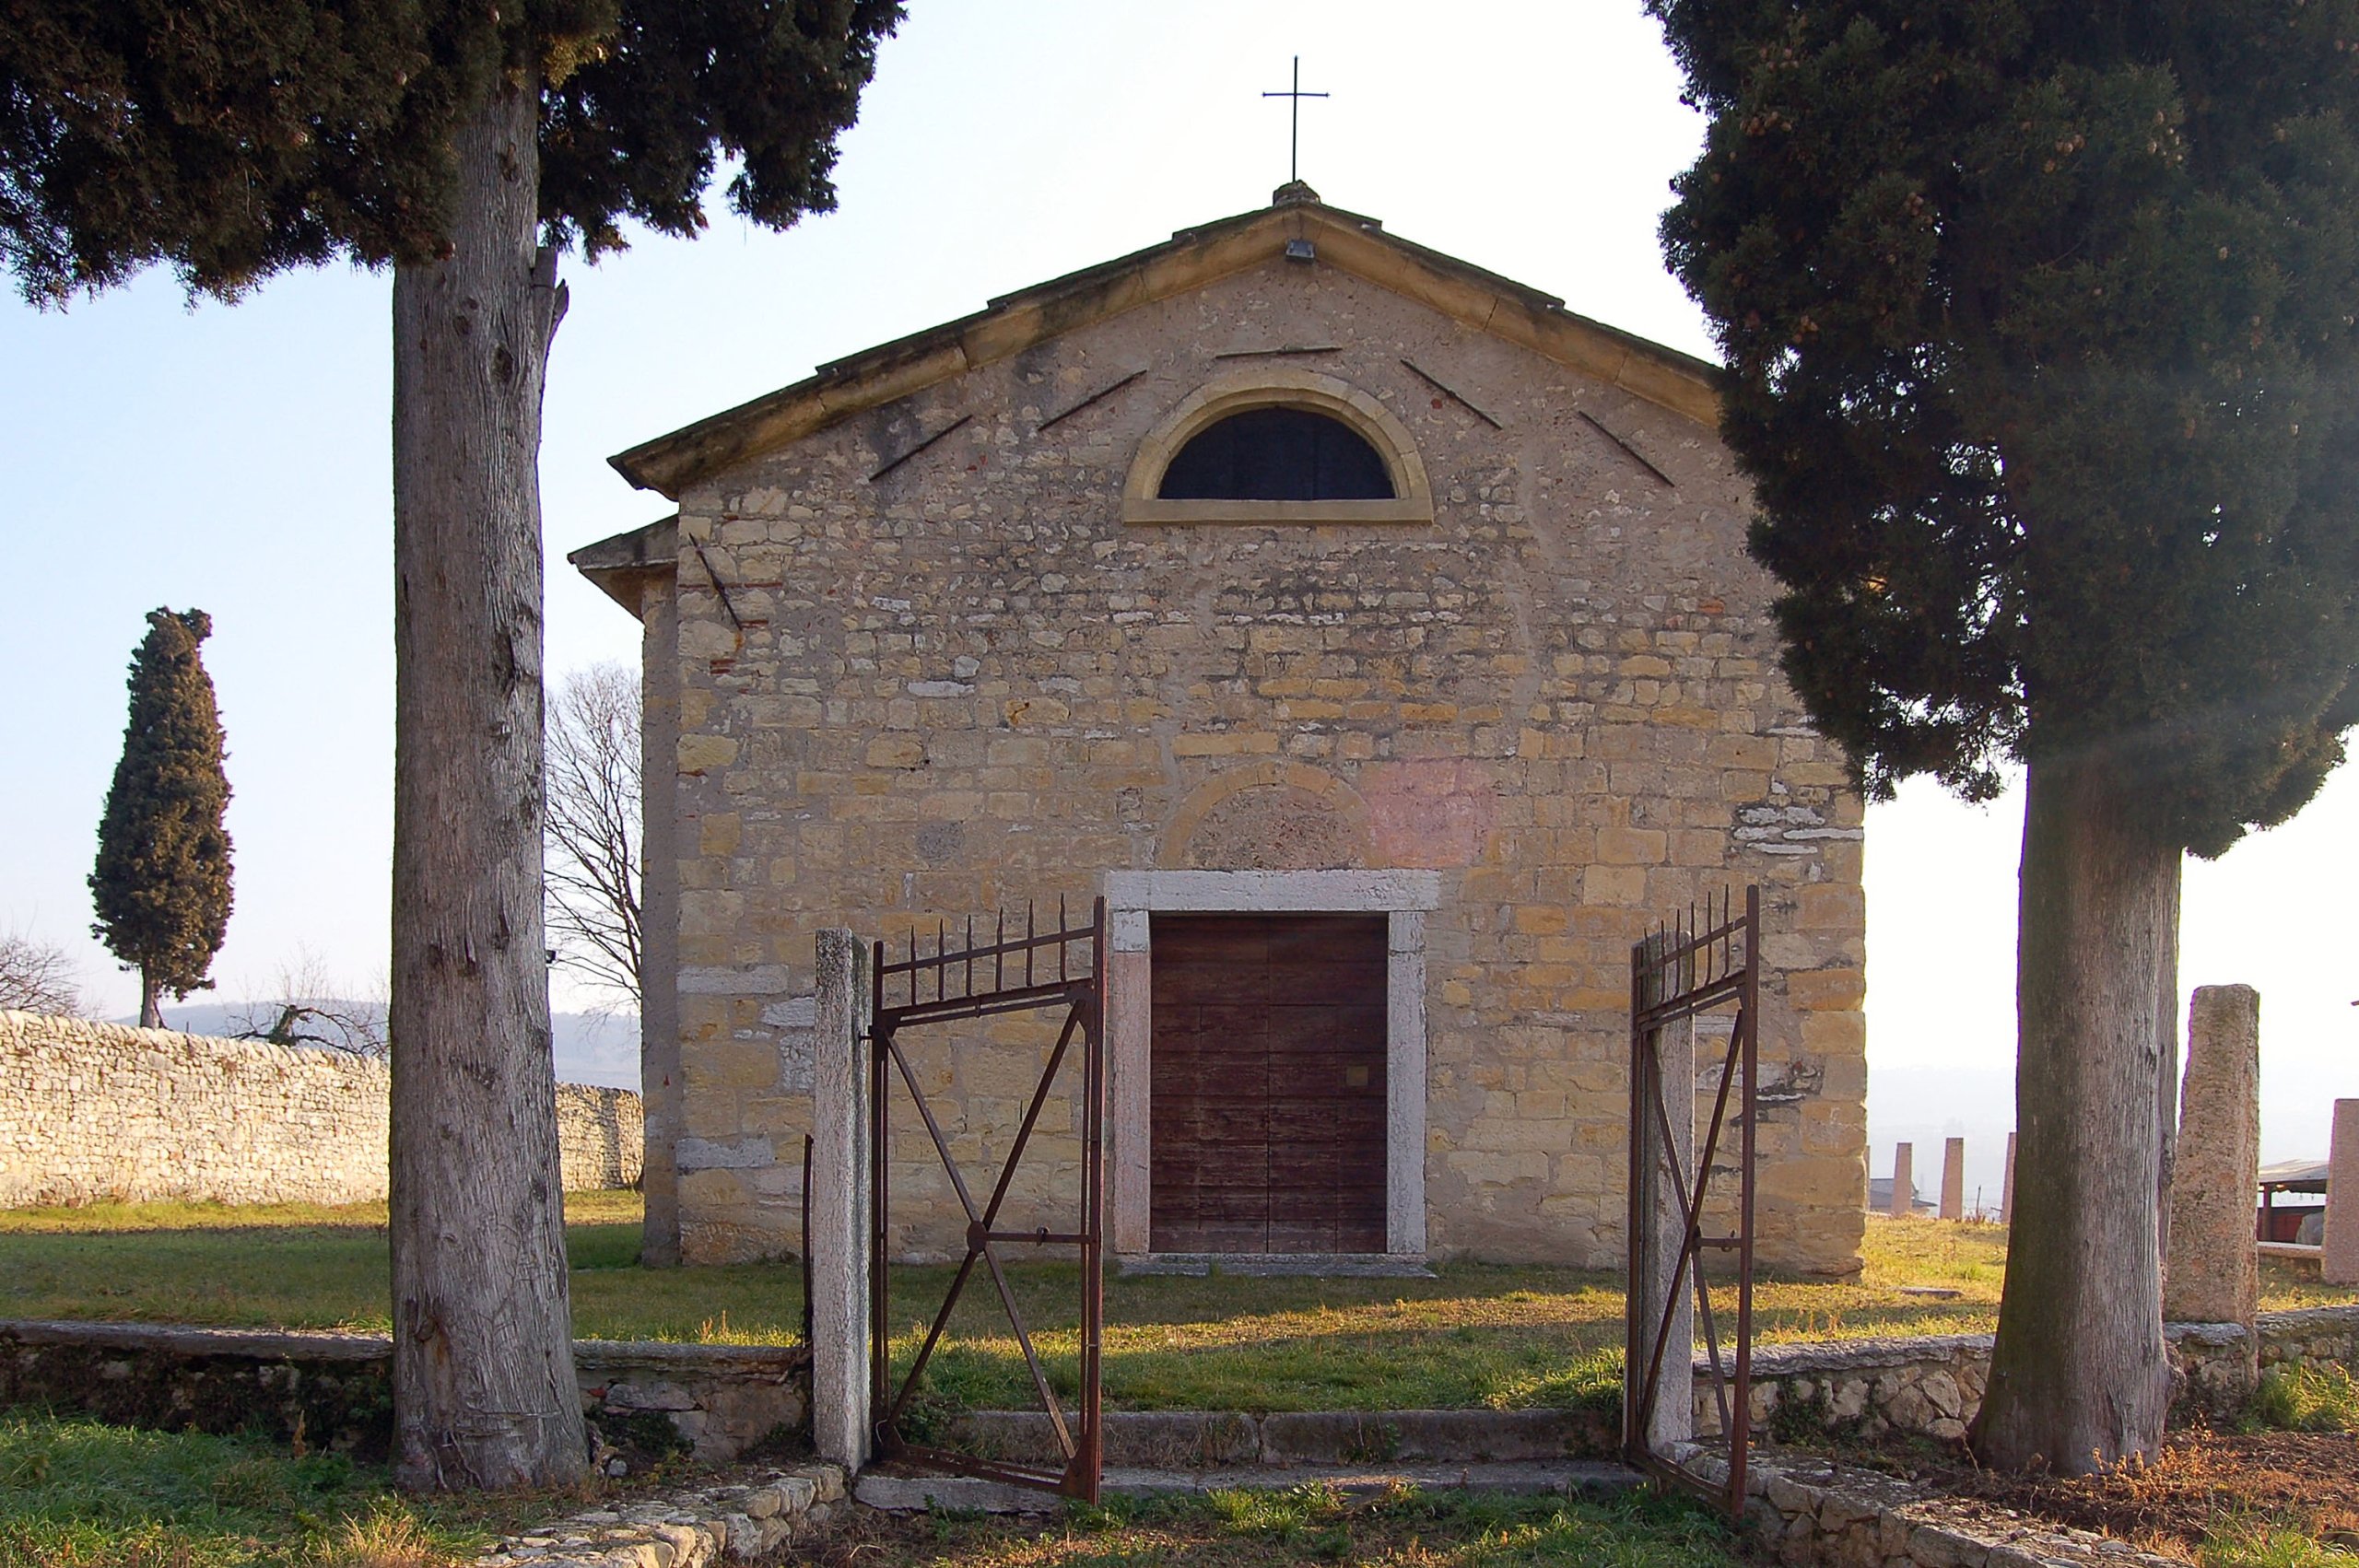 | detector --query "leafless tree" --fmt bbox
[229,947,390,1057]
[546,662,641,1009]
[0,930,82,1014]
